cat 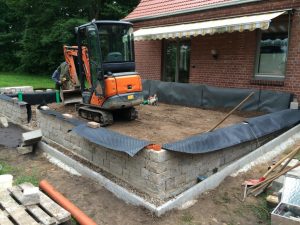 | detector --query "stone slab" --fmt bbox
[22,129,42,145]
